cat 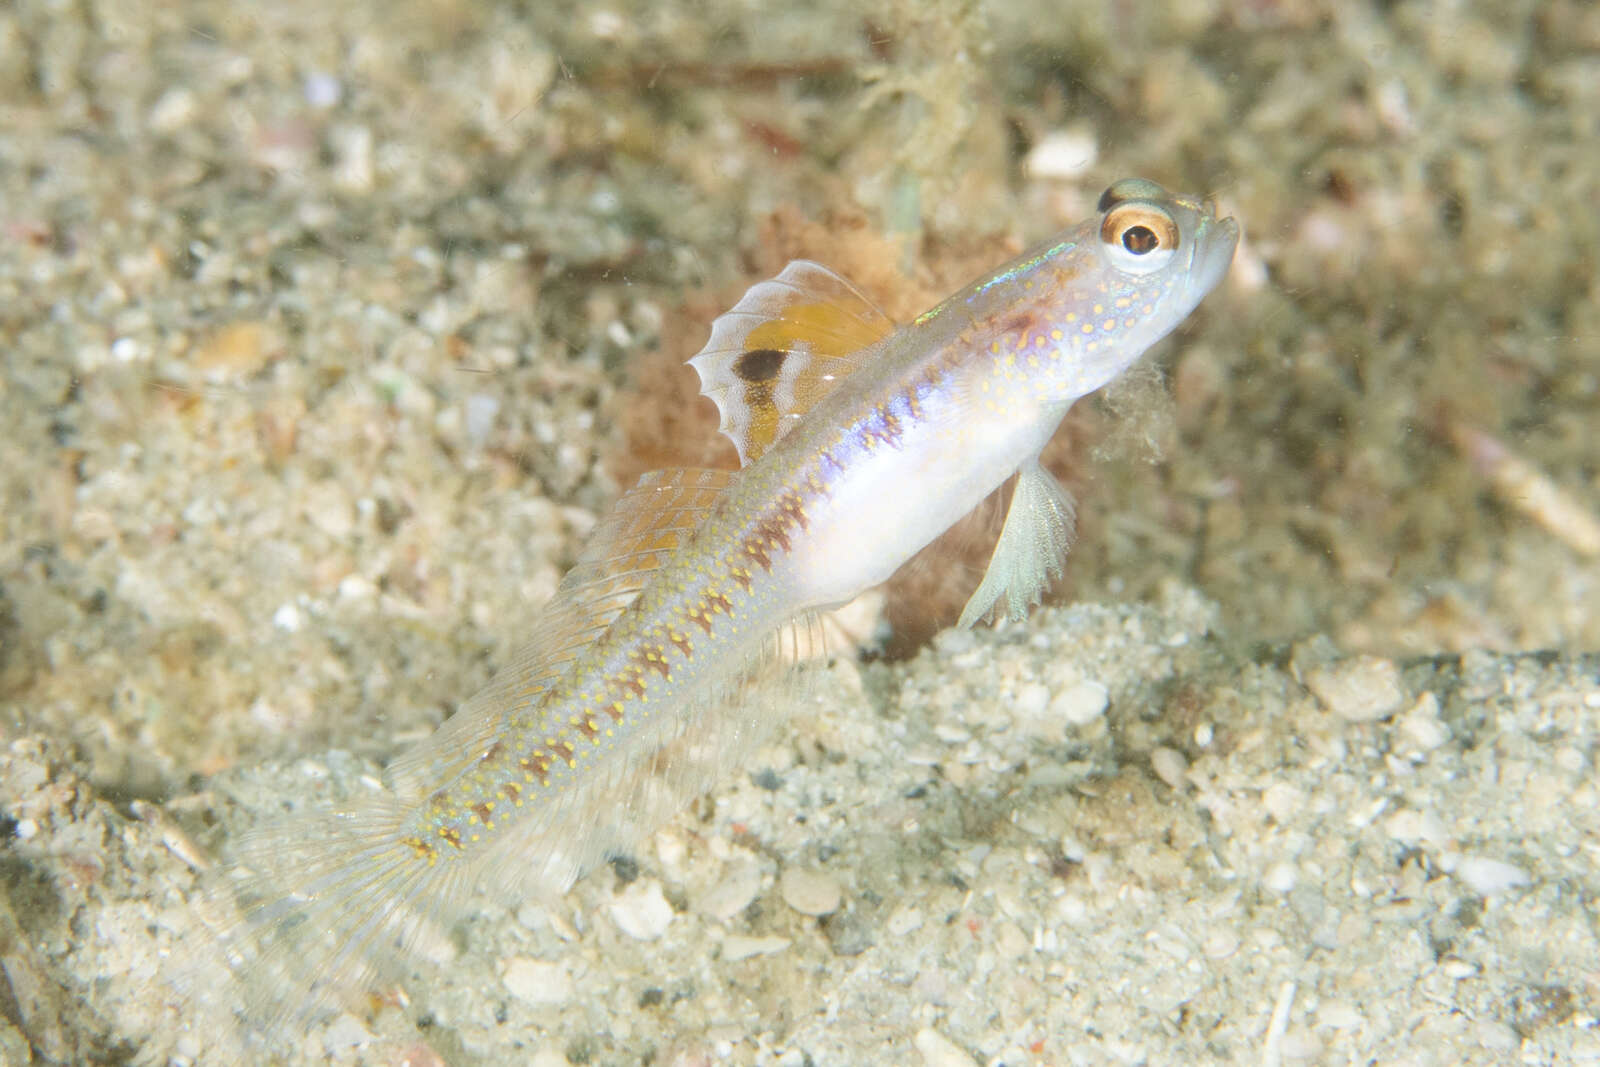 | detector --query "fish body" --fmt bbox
[209,178,1237,1030]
